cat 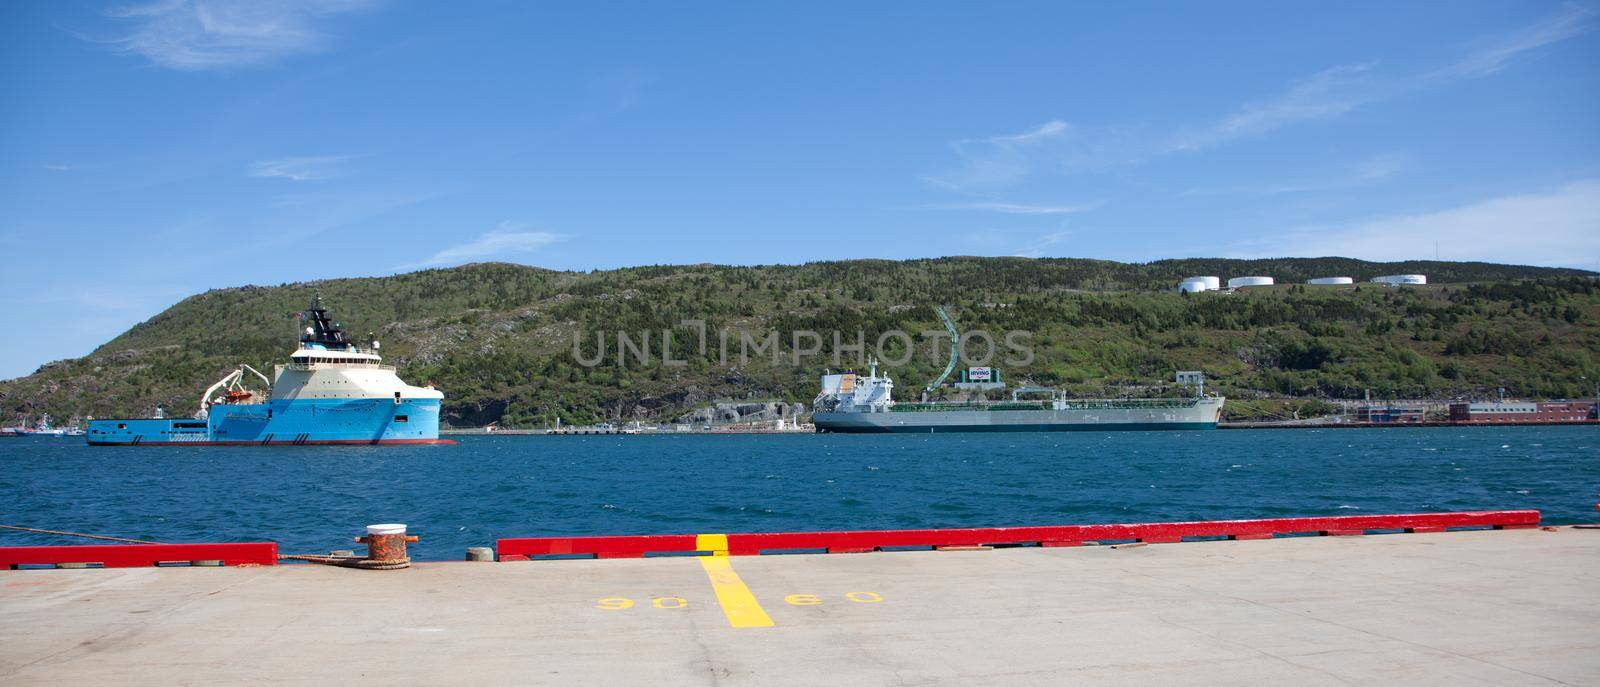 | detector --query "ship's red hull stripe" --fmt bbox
[496,510,1541,559]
